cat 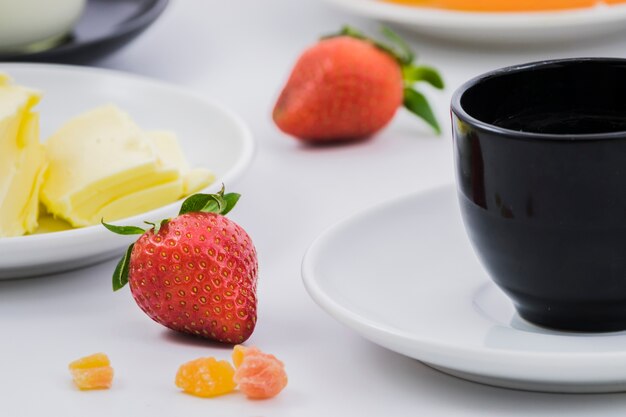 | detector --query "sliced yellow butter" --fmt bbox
[41,105,214,227]
[0,75,47,237]
[148,130,214,194]
[98,178,184,221]
[35,211,73,234]
[149,130,190,172]
[183,168,215,195]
